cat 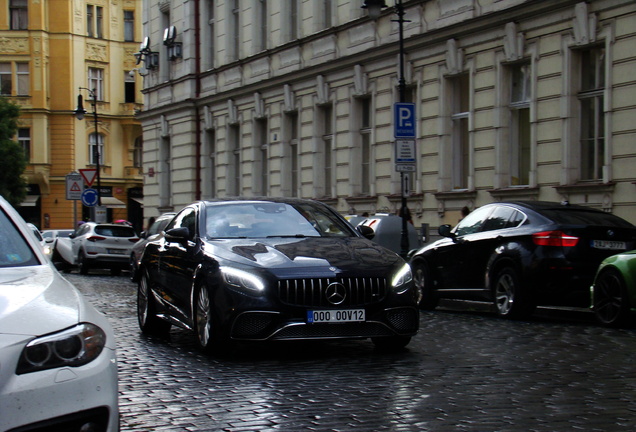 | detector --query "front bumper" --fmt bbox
[229,306,419,341]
